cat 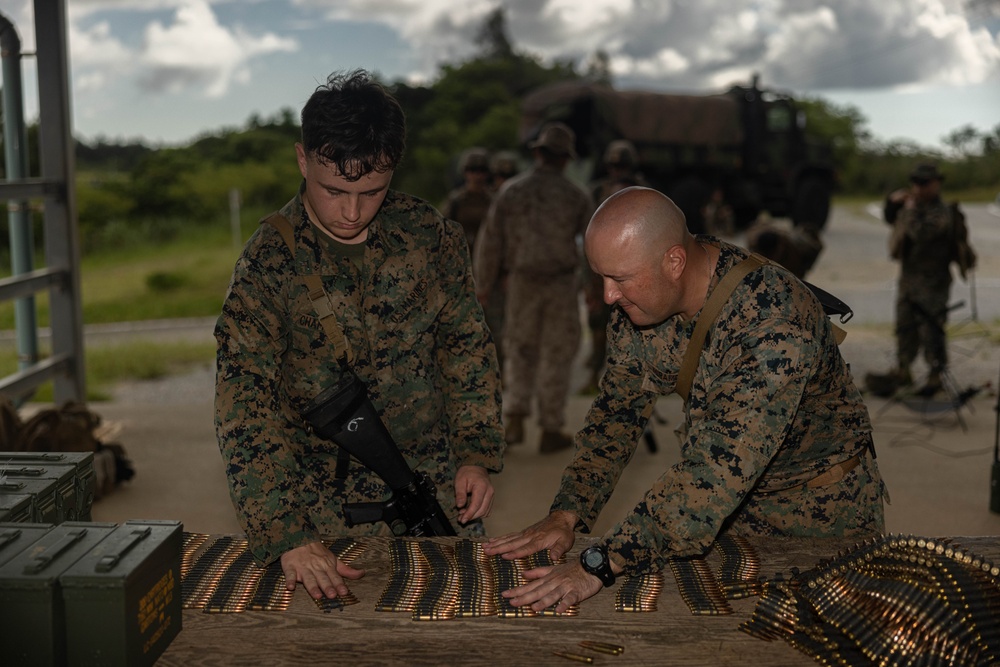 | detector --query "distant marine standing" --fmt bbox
[867,163,976,397]
[474,122,594,453]
[441,147,494,253]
